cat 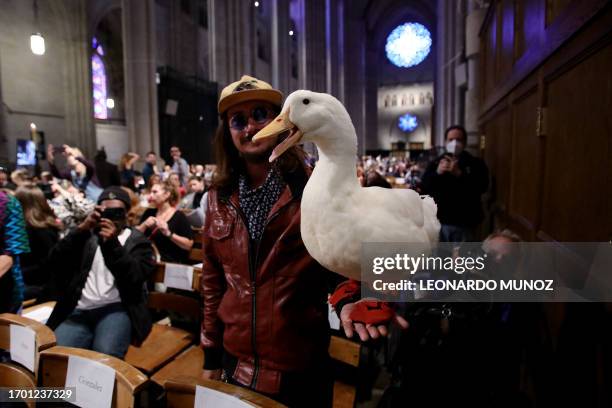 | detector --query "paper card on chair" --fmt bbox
[195,385,253,408]
[328,303,341,330]
[22,304,54,323]
[65,355,115,408]
[9,324,36,372]
[164,263,194,290]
